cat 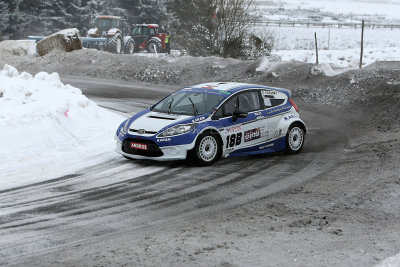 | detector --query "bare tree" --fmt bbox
[170,0,256,57]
